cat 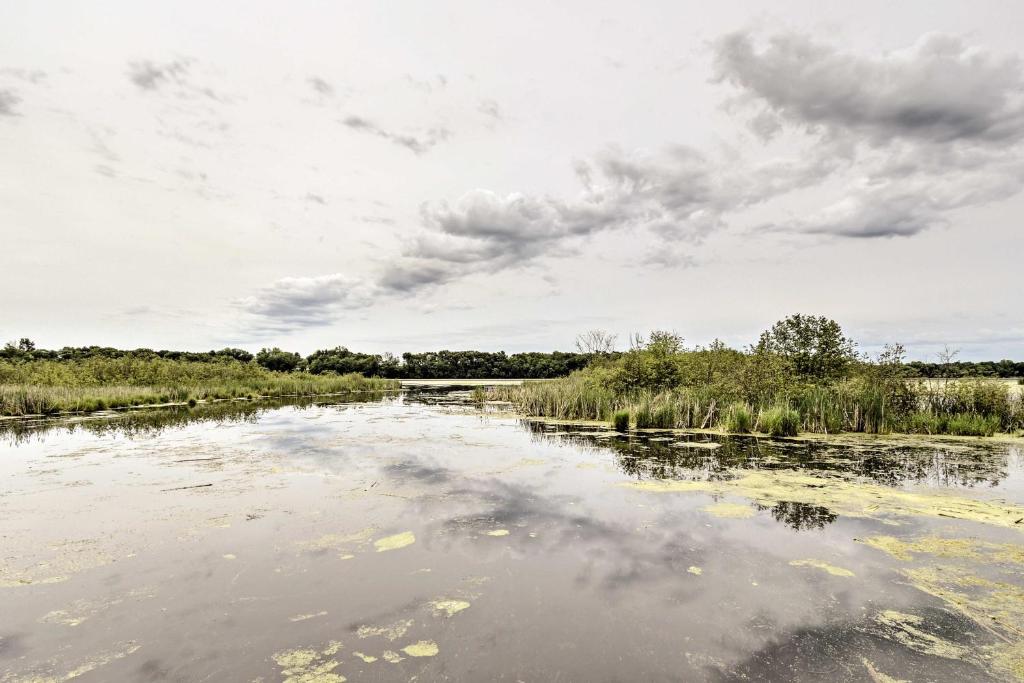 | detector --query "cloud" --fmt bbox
[713,32,1024,146]
[0,89,20,116]
[127,60,190,91]
[307,77,334,96]
[236,274,377,331]
[478,99,502,123]
[715,31,1024,238]
[238,31,1024,333]
[341,115,451,154]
